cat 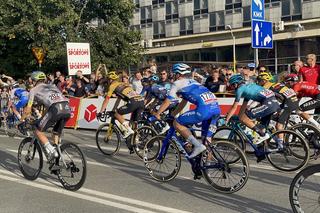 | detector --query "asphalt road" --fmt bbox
[0,129,313,213]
